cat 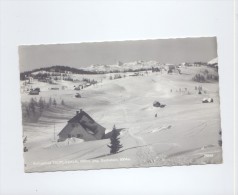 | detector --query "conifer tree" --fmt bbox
[53,98,57,107]
[107,125,123,154]
[49,97,52,106]
[38,97,44,112]
[29,98,36,114]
